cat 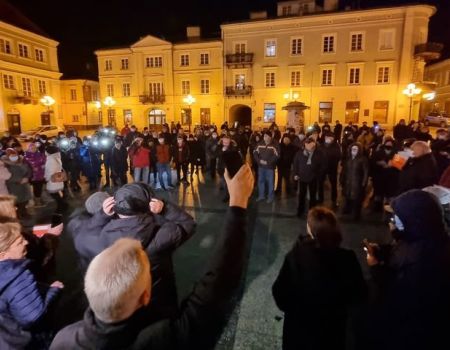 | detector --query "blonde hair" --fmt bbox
[0,221,22,253]
[84,238,151,323]
[0,195,17,218]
